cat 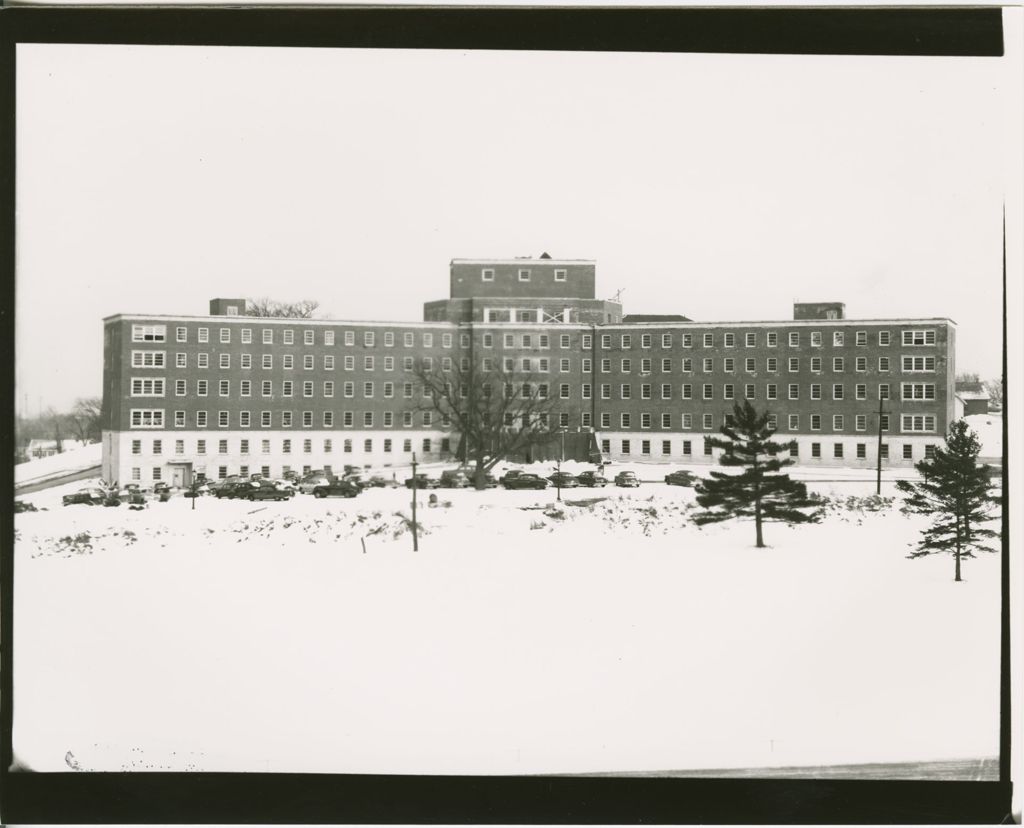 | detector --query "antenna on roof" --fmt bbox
[609,288,624,304]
